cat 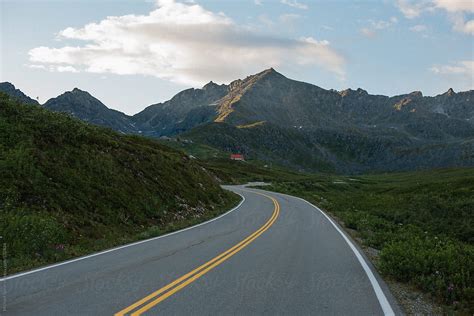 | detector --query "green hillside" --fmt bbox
[0,93,239,273]
[261,168,474,312]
